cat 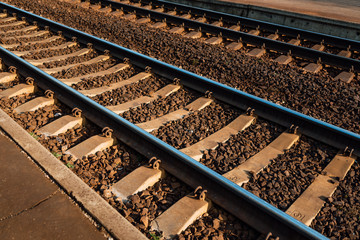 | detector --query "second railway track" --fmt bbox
[70,0,360,82]
[0,2,359,239]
